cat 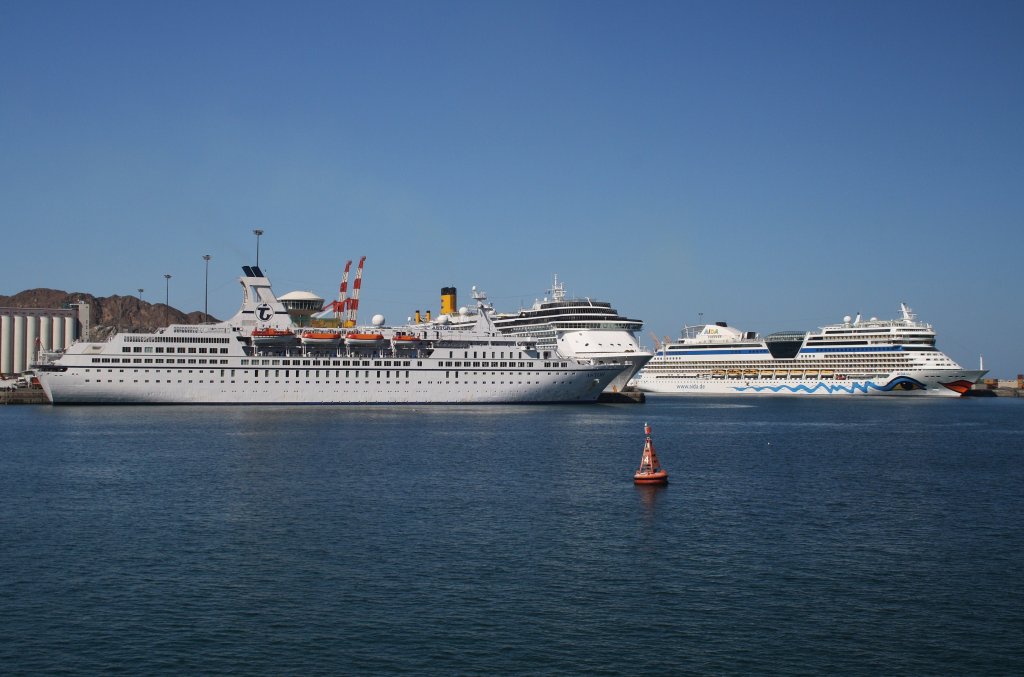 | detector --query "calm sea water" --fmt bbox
[2,397,1022,675]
